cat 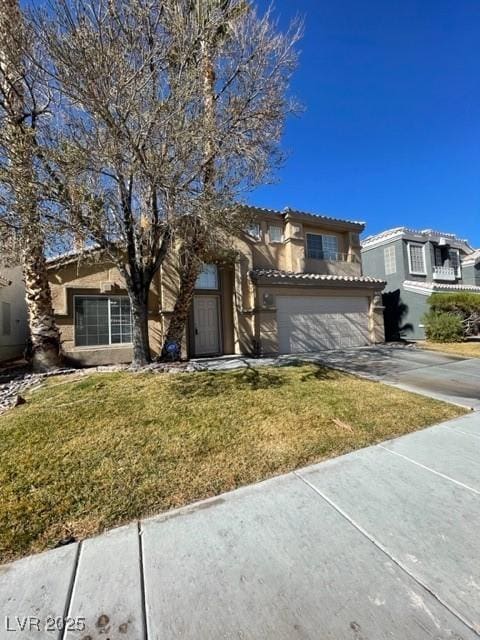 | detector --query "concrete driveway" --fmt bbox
[1,411,480,639]
[302,345,480,409]
[198,345,480,409]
